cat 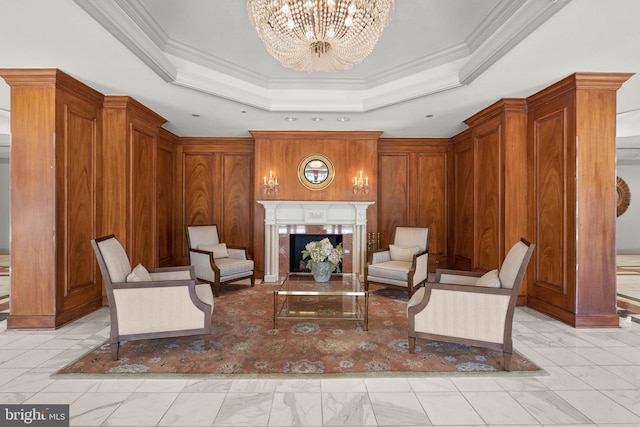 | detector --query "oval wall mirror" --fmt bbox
[298,153,335,190]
